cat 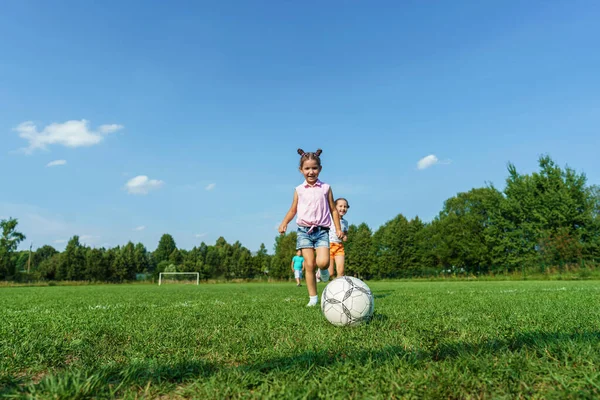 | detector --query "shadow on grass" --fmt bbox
[0,374,28,397]
[372,289,395,300]
[243,330,600,374]
[371,312,389,322]
[430,330,600,361]
[7,331,599,397]
[4,359,219,398]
